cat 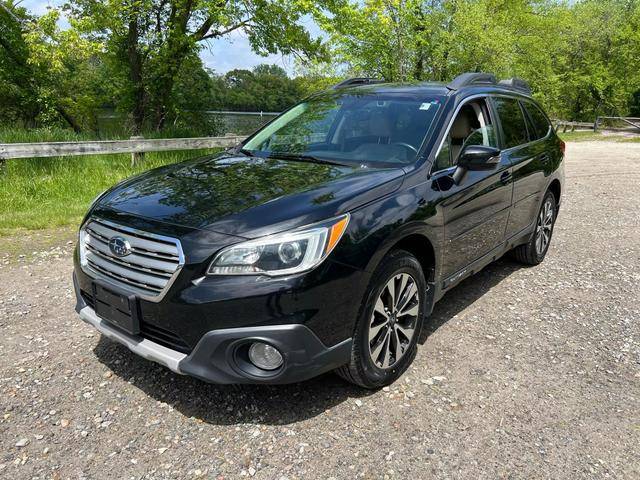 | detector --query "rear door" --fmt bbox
[494,96,551,238]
